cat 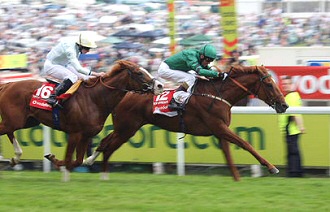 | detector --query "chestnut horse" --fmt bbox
[84,65,288,181]
[0,60,163,171]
